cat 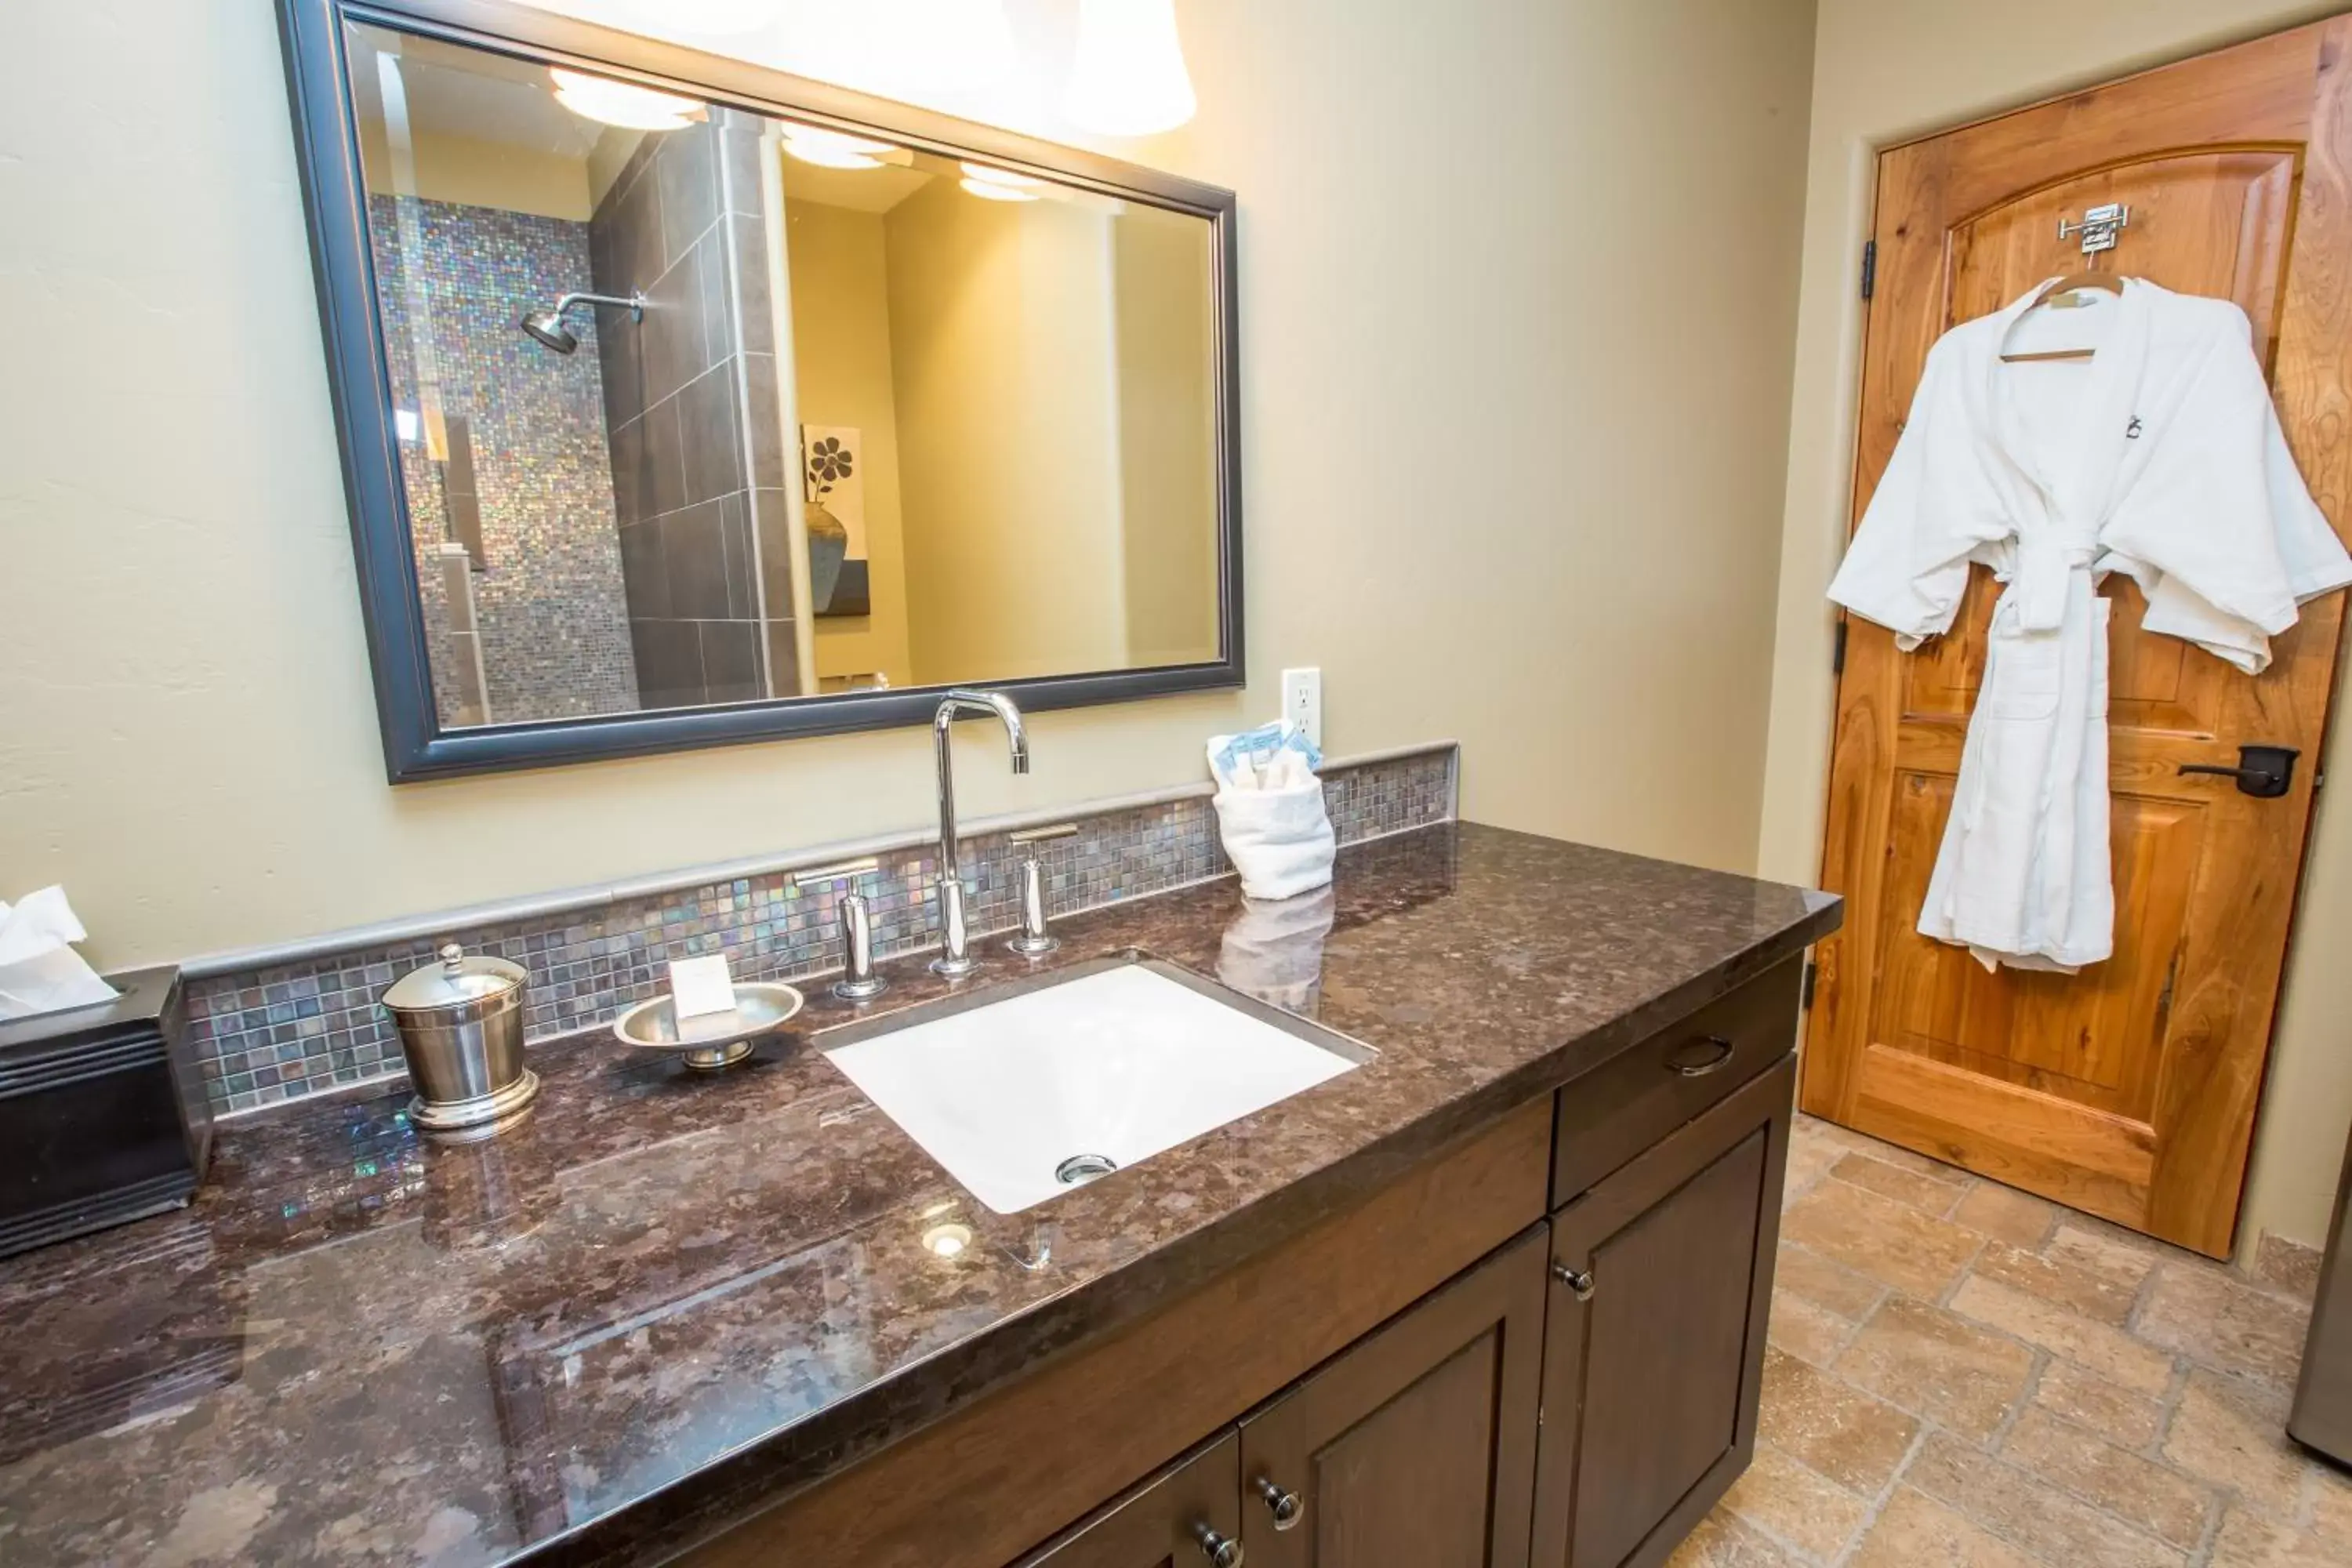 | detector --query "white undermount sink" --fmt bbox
[822,958,1372,1213]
